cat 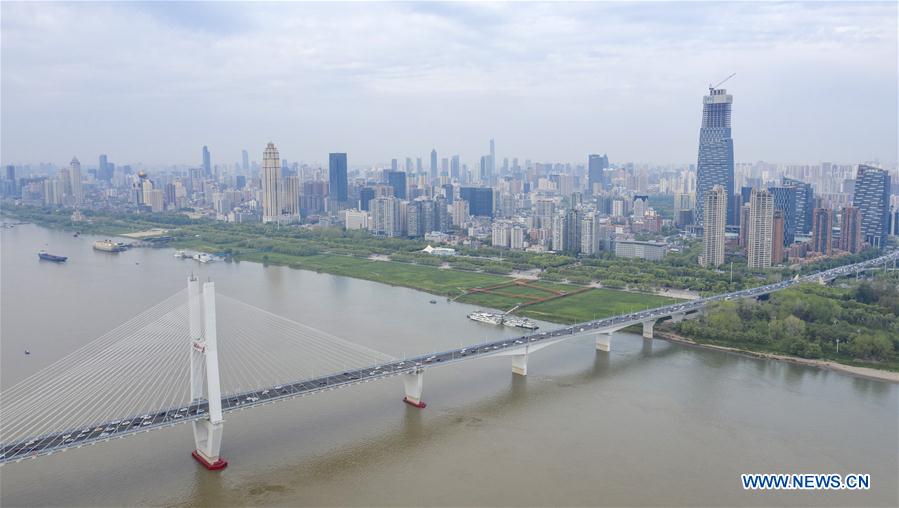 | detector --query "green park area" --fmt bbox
[671,273,899,371]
